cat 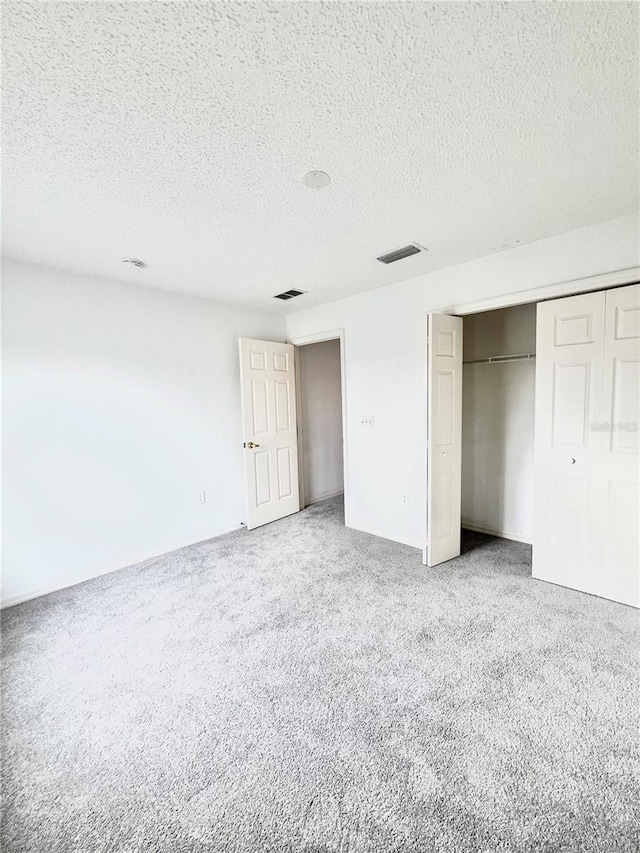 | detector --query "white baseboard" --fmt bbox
[1,523,245,609]
[304,489,344,507]
[461,521,531,545]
